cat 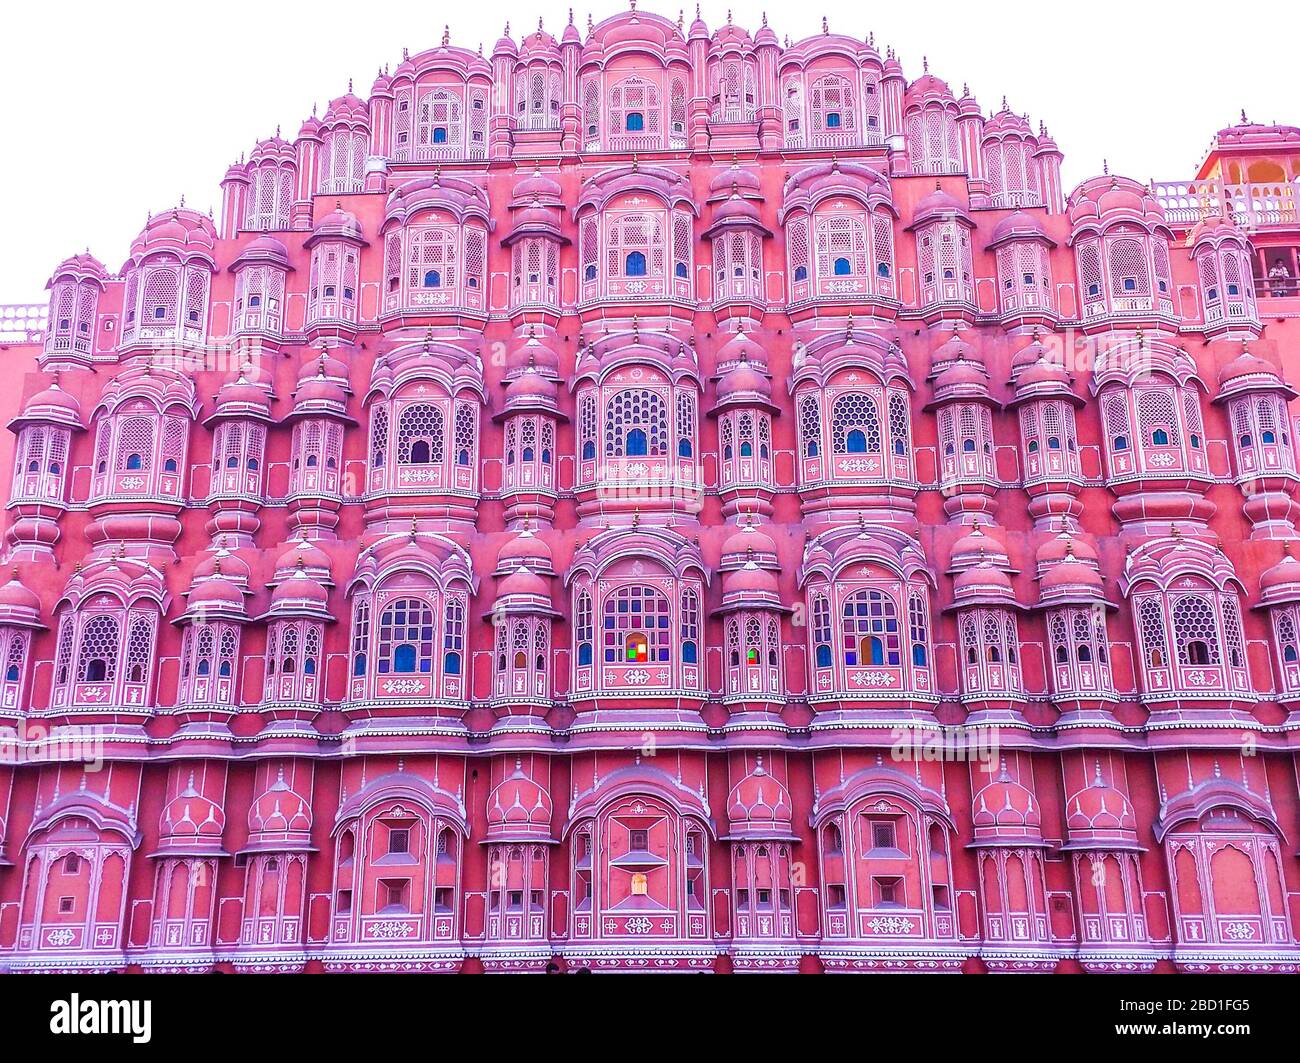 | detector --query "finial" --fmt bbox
[1241,108,1248,124]
[442,25,450,46]
[348,77,353,93]
[923,55,929,73]
[1103,157,1109,176]
[822,15,829,34]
